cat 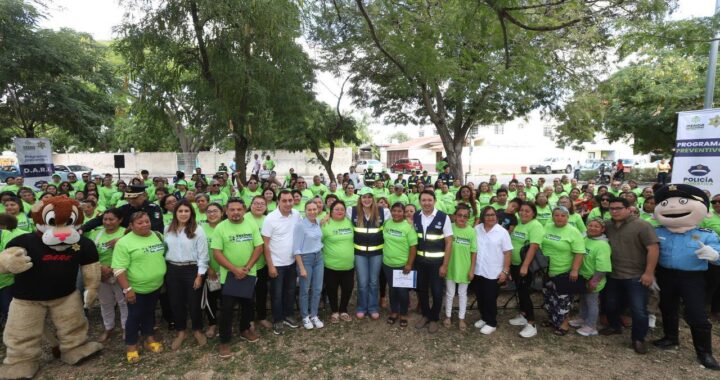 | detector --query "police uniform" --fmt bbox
[420,174,432,186]
[438,172,455,187]
[81,185,164,233]
[408,173,420,190]
[394,178,407,188]
[363,171,378,187]
[653,184,720,370]
[413,208,451,323]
